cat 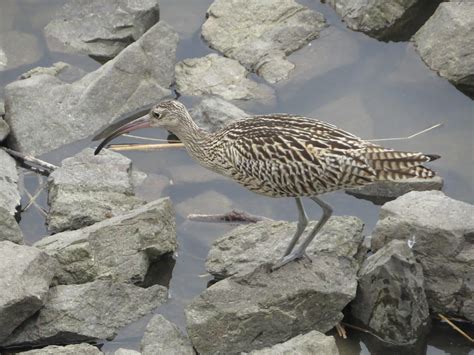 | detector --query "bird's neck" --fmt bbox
[172,120,212,161]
